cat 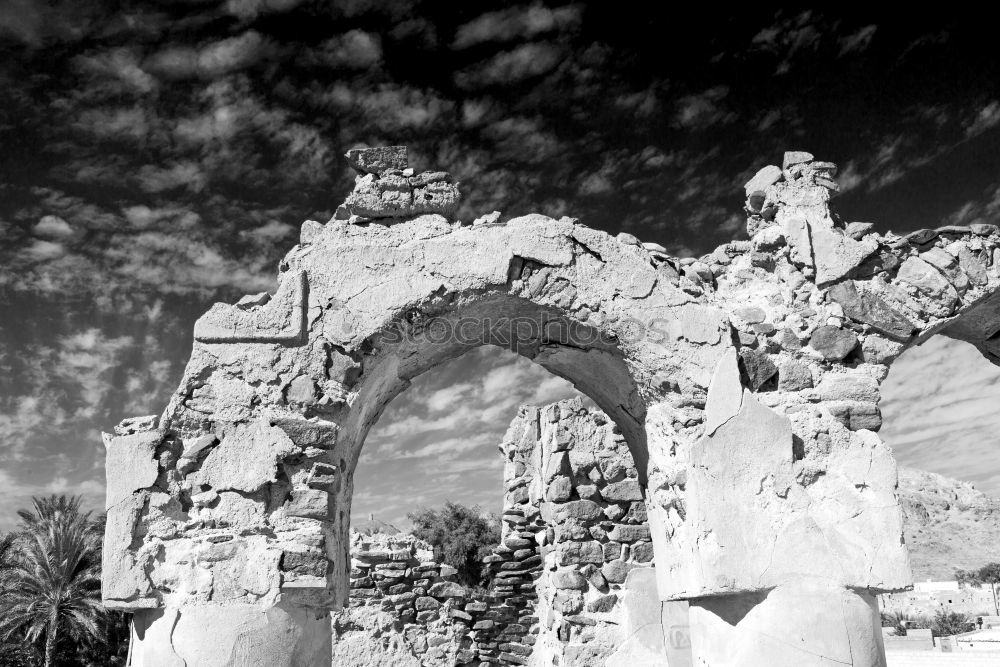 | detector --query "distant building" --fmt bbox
[880,580,997,618]
[914,580,960,593]
[946,627,1000,652]
[884,627,1000,666]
